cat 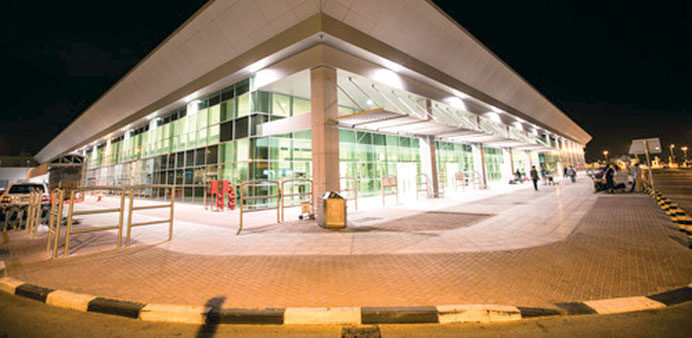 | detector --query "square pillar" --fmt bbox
[419,135,439,197]
[310,66,340,209]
